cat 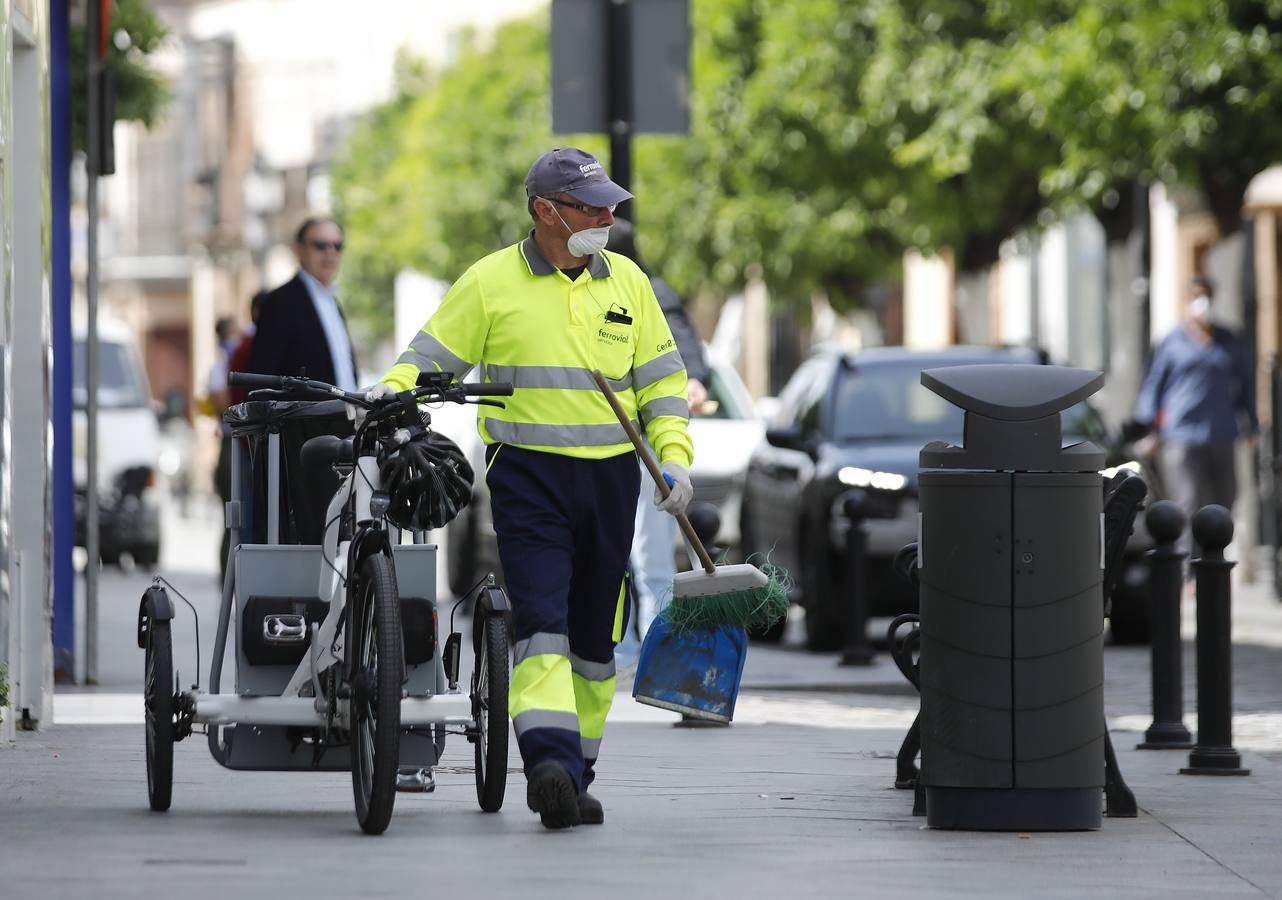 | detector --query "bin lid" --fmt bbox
[919,364,1105,471]
[921,364,1103,421]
